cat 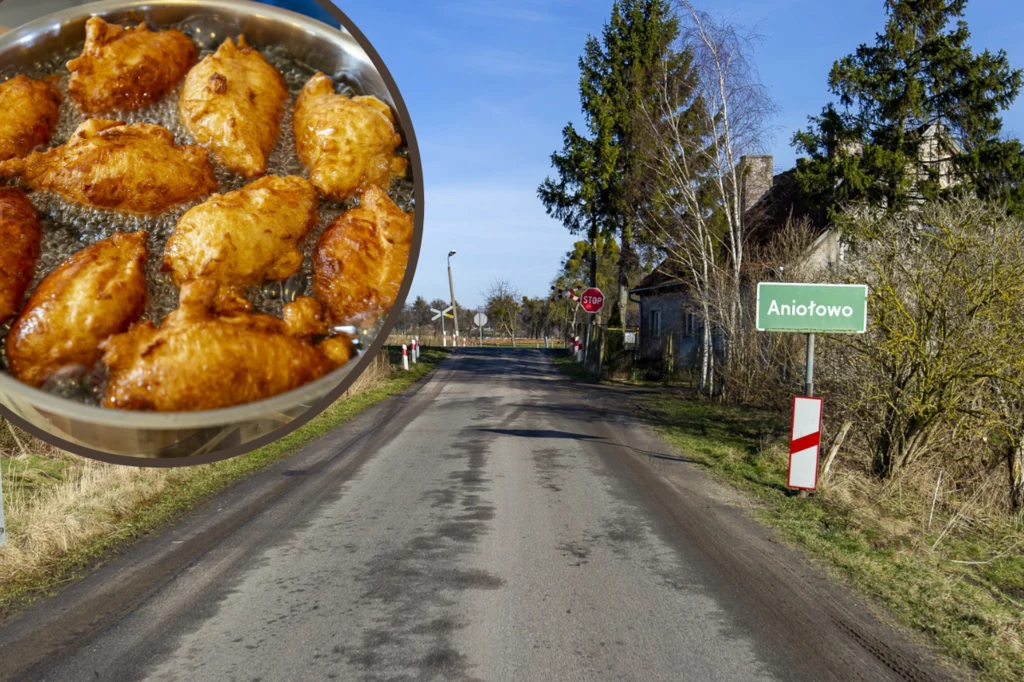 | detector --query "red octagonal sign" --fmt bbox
[580,287,605,313]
